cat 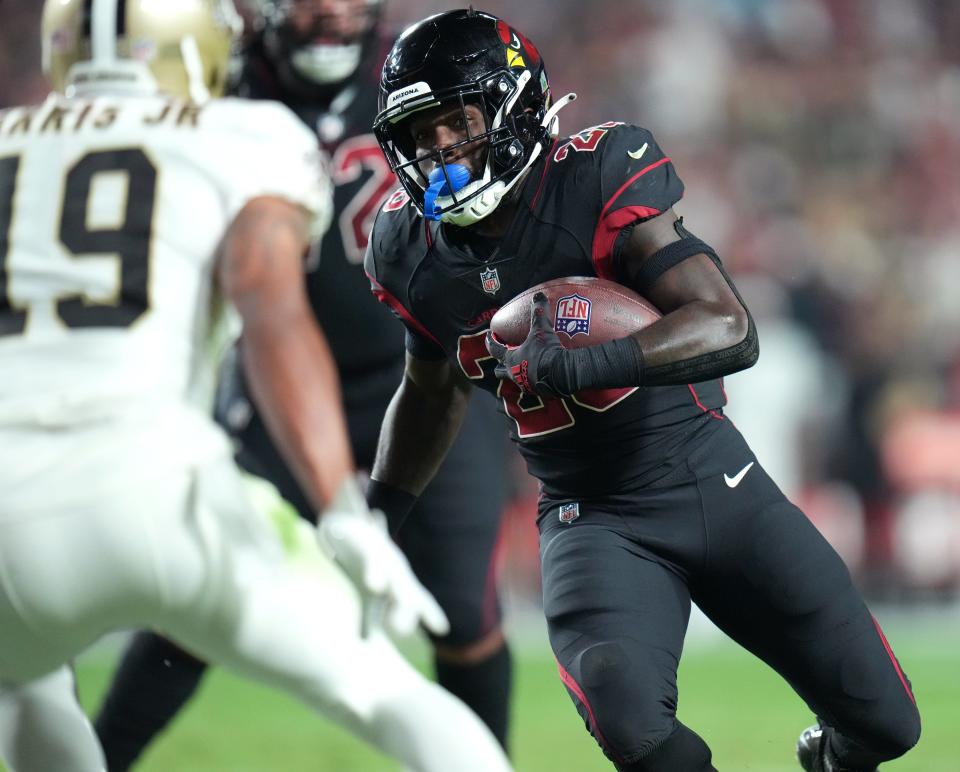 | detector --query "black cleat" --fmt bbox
[796,724,878,772]
[796,724,823,771]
